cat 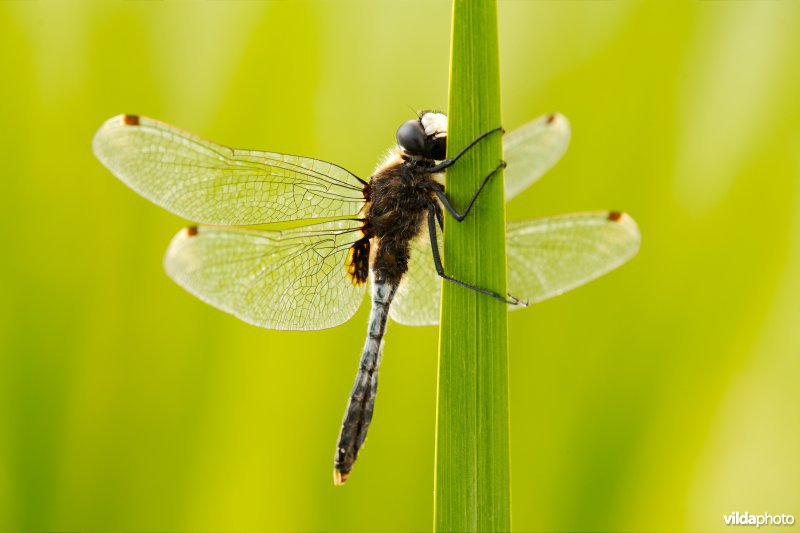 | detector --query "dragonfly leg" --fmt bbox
[428,126,503,173]
[434,202,444,232]
[435,160,506,222]
[427,207,524,306]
